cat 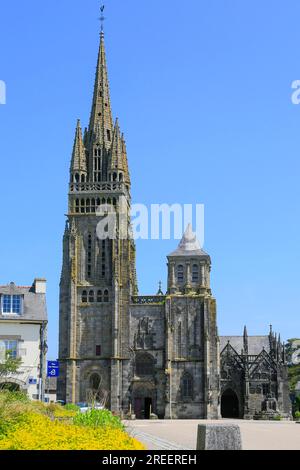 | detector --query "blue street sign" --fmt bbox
[47,360,60,378]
